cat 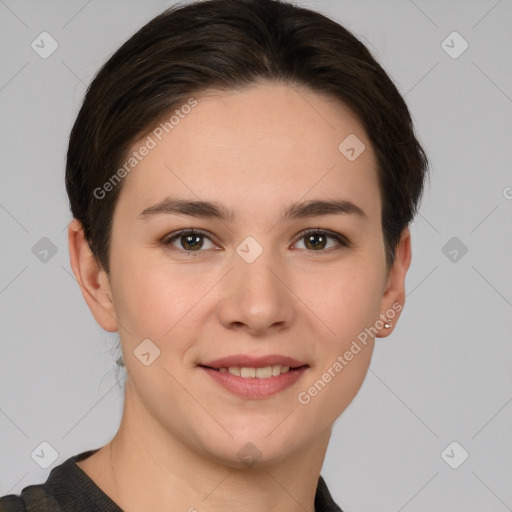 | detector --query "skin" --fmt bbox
[68,82,411,512]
